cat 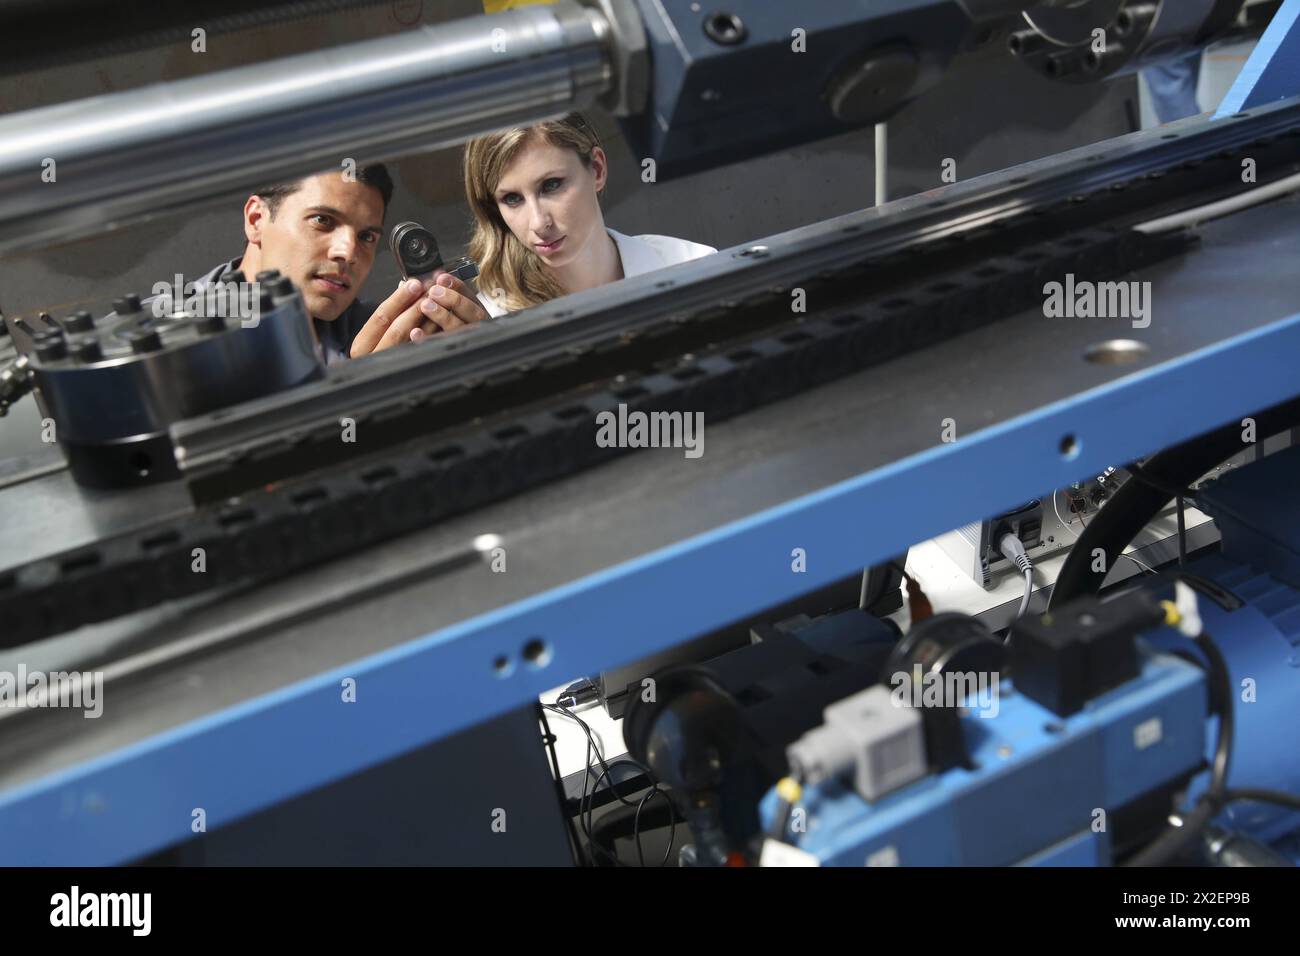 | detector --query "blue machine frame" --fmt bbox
[758,652,1209,866]
[4,4,1300,864]
[1218,0,1300,116]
